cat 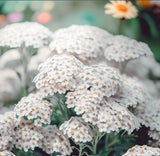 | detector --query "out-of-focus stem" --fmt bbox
[120,60,129,74]
[19,44,29,96]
